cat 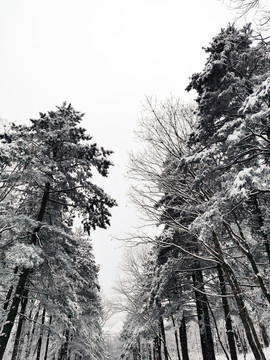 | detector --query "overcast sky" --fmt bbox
[0,0,239,297]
